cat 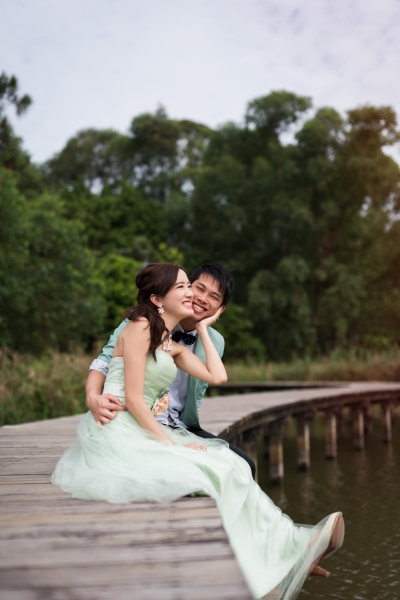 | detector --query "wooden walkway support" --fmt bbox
[382,402,393,443]
[352,405,365,450]
[268,420,284,482]
[297,414,312,470]
[325,410,337,459]
[1,380,399,598]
